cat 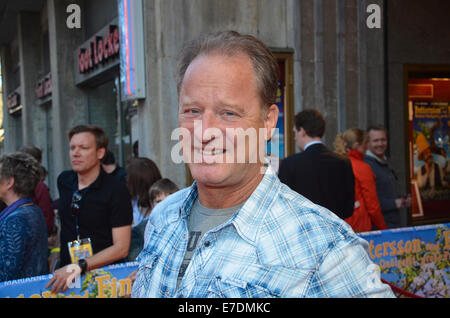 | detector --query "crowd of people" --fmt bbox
[0,126,179,289]
[0,115,407,287]
[0,30,399,297]
[280,110,411,233]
